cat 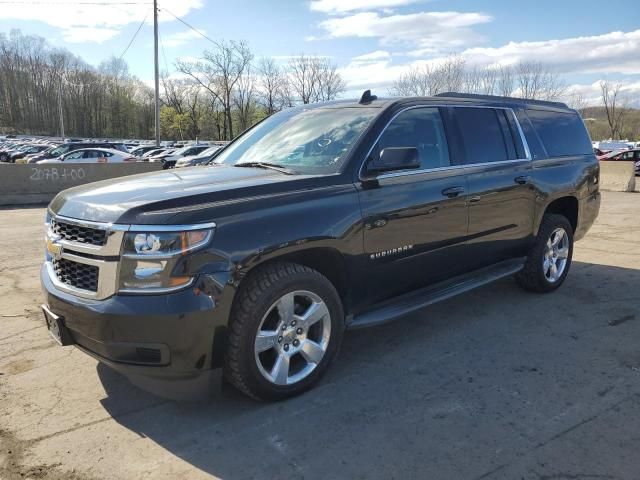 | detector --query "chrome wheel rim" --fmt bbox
[543,227,569,283]
[254,290,331,386]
